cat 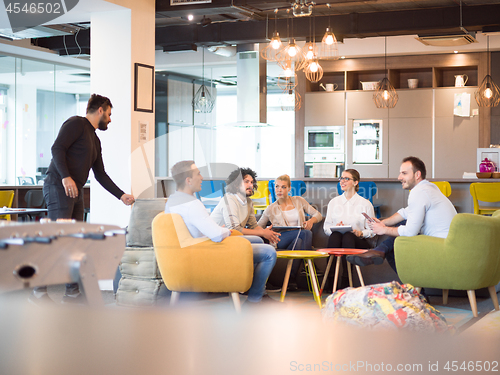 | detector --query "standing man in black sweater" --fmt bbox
[30,94,135,305]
